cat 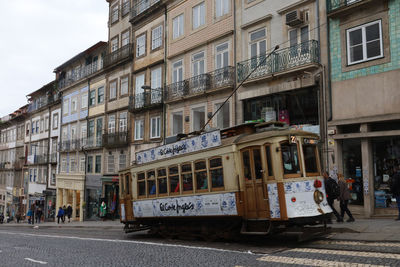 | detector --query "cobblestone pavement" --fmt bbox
[0,228,400,266]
